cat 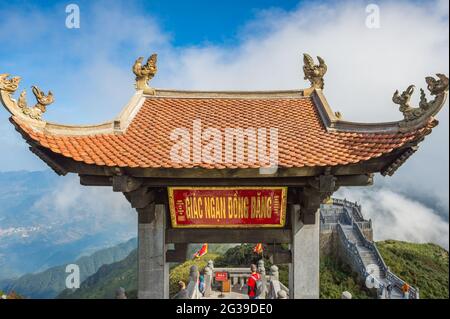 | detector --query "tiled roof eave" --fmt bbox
[8,95,434,175]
